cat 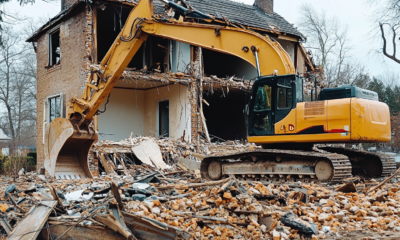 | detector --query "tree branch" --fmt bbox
[379,22,400,64]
